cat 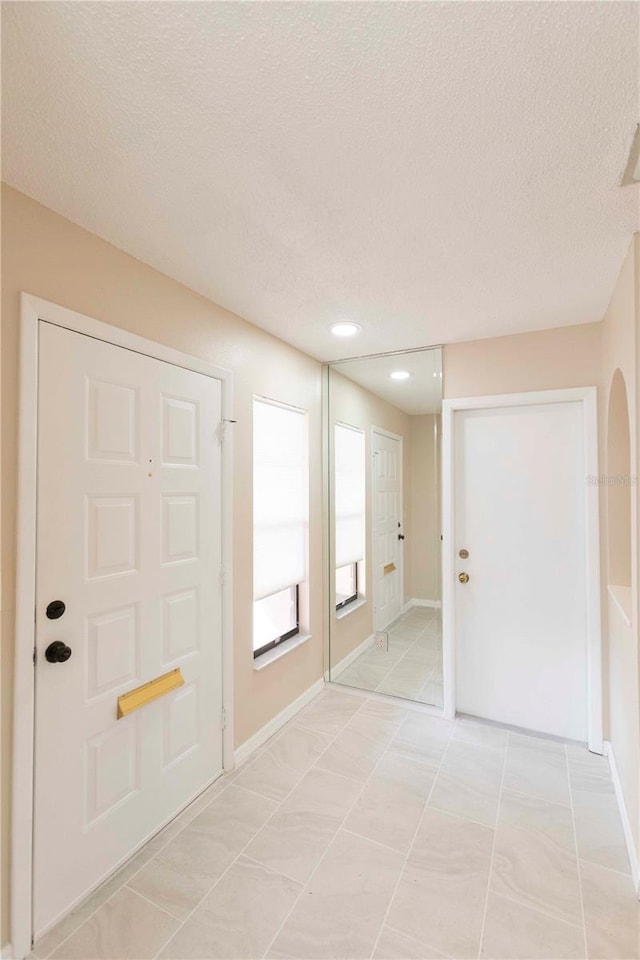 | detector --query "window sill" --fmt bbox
[253,633,312,670]
[608,584,632,629]
[335,597,367,621]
